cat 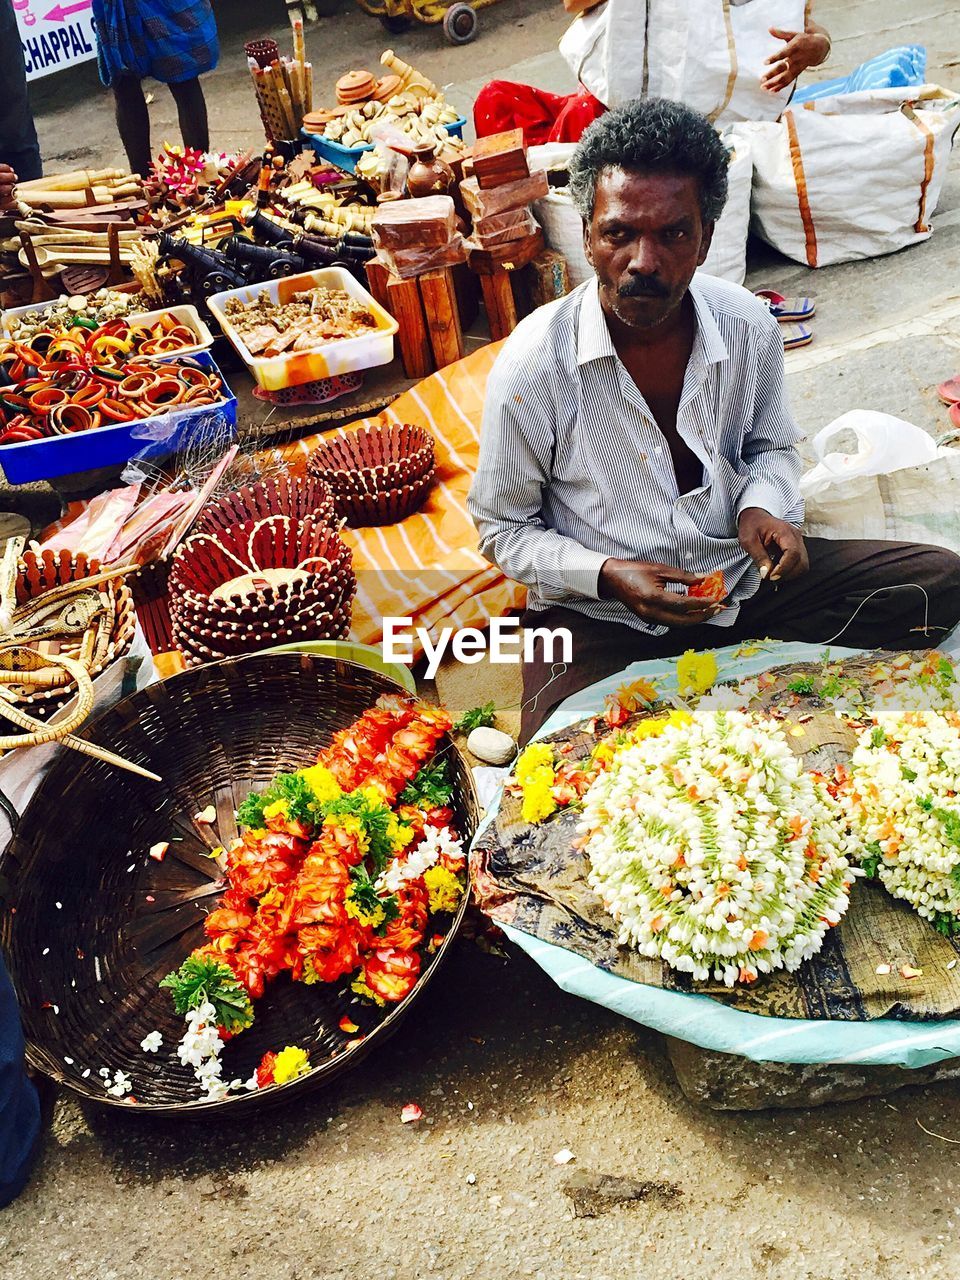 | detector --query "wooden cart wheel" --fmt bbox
[443,2,478,42]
